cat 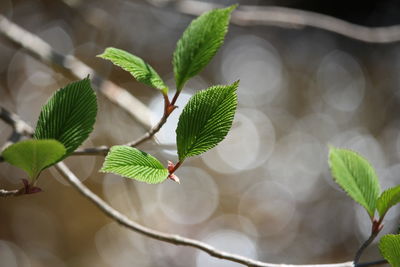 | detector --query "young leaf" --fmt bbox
[34,78,97,157]
[377,185,400,219]
[2,139,66,180]
[100,146,169,184]
[328,147,381,219]
[176,81,238,161]
[173,5,236,90]
[98,47,168,93]
[379,234,400,266]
